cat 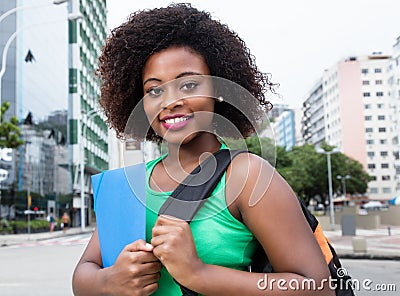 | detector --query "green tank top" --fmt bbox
[145,148,258,295]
